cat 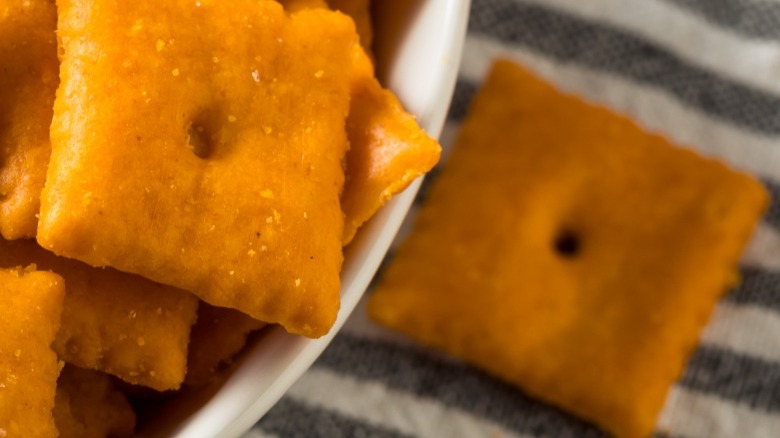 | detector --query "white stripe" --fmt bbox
[658,386,780,438]
[345,300,780,435]
[290,367,780,438]
[459,35,780,183]
[523,0,780,95]
[287,368,530,438]
[742,223,780,271]
[702,302,780,364]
